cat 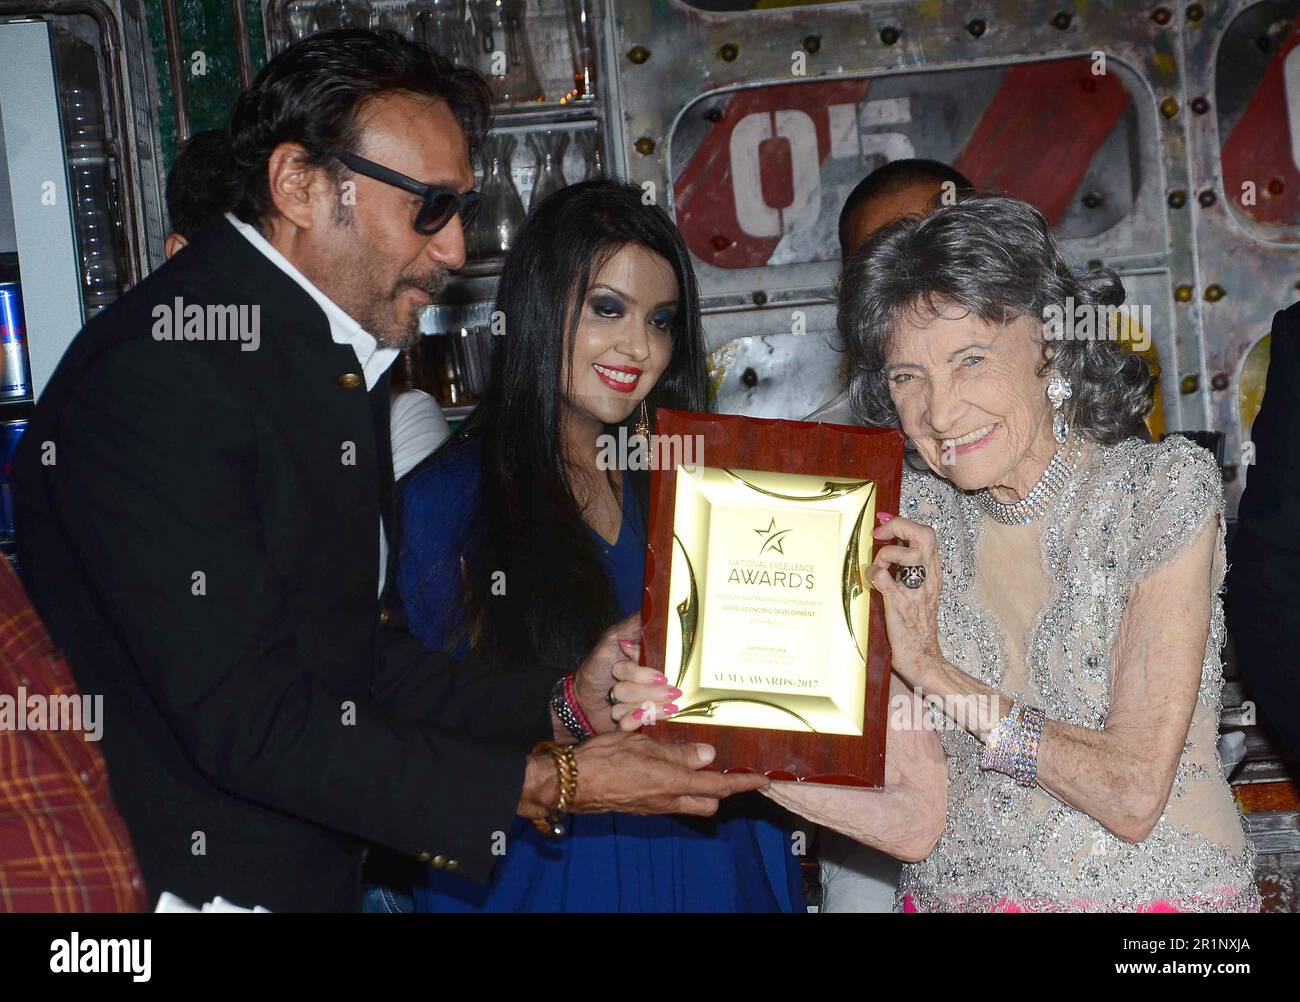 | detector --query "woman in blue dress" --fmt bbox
[396,179,804,912]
